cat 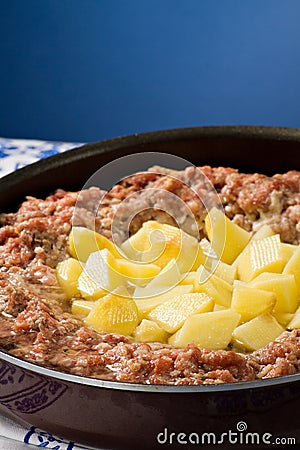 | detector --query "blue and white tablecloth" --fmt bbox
[0,137,84,178]
[0,137,99,450]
